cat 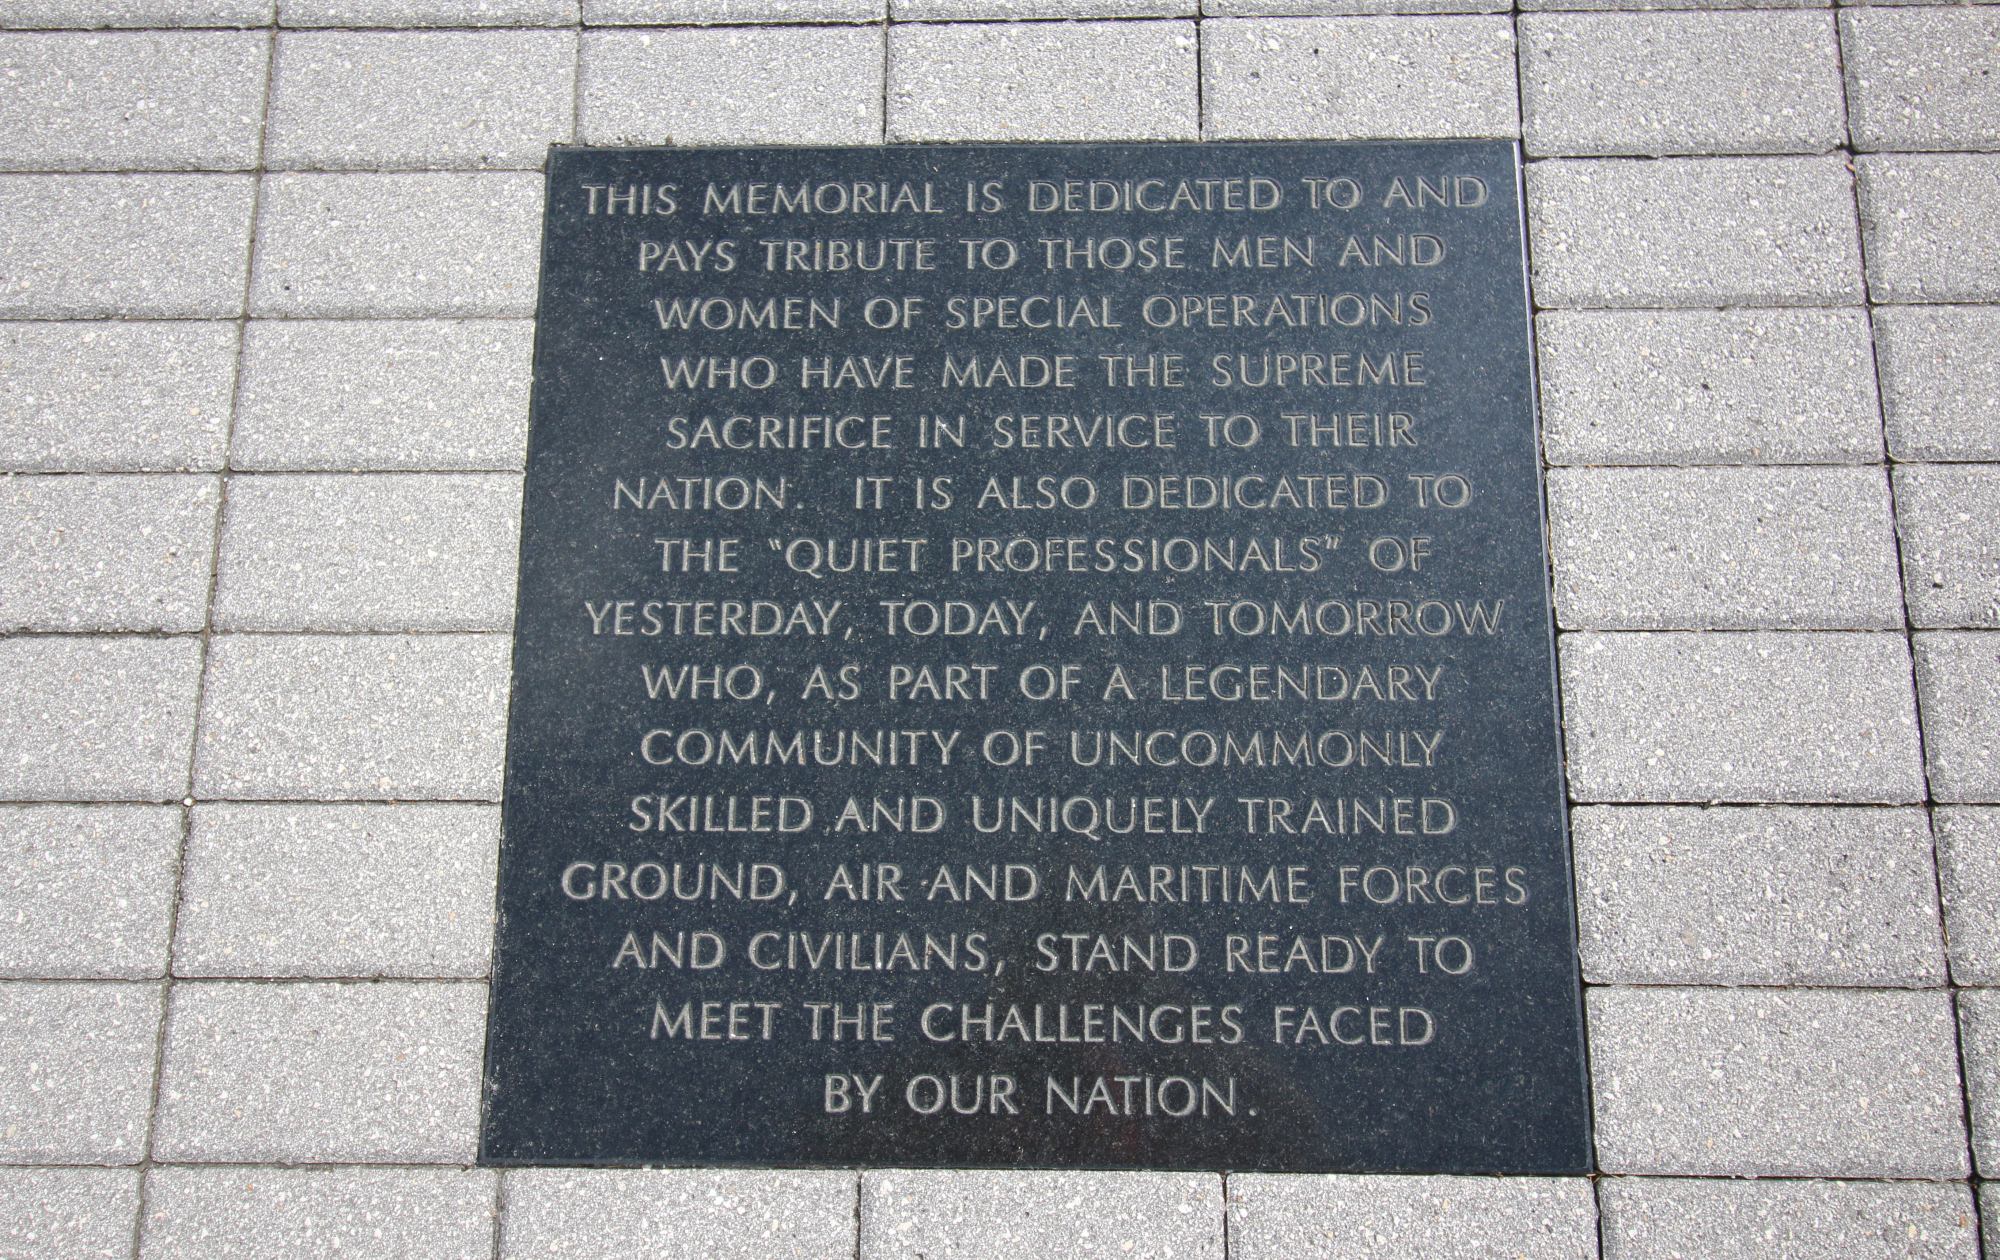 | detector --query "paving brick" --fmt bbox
[1561,631,1924,804]
[193,633,508,801]
[582,29,882,146]
[503,1168,857,1260]
[1875,306,2000,463]
[0,805,180,979]
[895,0,1185,19]
[153,980,483,1163]
[861,1170,1221,1260]
[1914,632,2000,803]
[1,474,218,633]
[141,1165,497,1260]
[175,803,497,978]
[1522,0,1820,11]
[1229,1174,1595,1260]
[0,1166,139,1259]
[232,320,530,472]
[212,473,521,632]
[1,1,273,27]
[1573,805,1944,986]
[889,23,1197,142]
[0,322,236,474]
[250,172,540,319]
[1548,466,1901,630]
[0,31,265,172]
[1937,806,2000,985]
[586,0,877,19]
[1202,16,1517,140]
[0,174,253,319]
[0,637,200,803]
[1897,465,2000,629]
[1528,156,1864,308]
[0,981,160,1164]
[1590,986,1965,1177]
[1537,308,1881,466]
[1858,154,2000,304]
[284,0,577,23]
[1598,1177,1976,1260]
[1958,987,2000,1175]
[267,31,574,172]
[1844,8,2000,152]
[1521,12,1843,157]
[1205,0,1503,15]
